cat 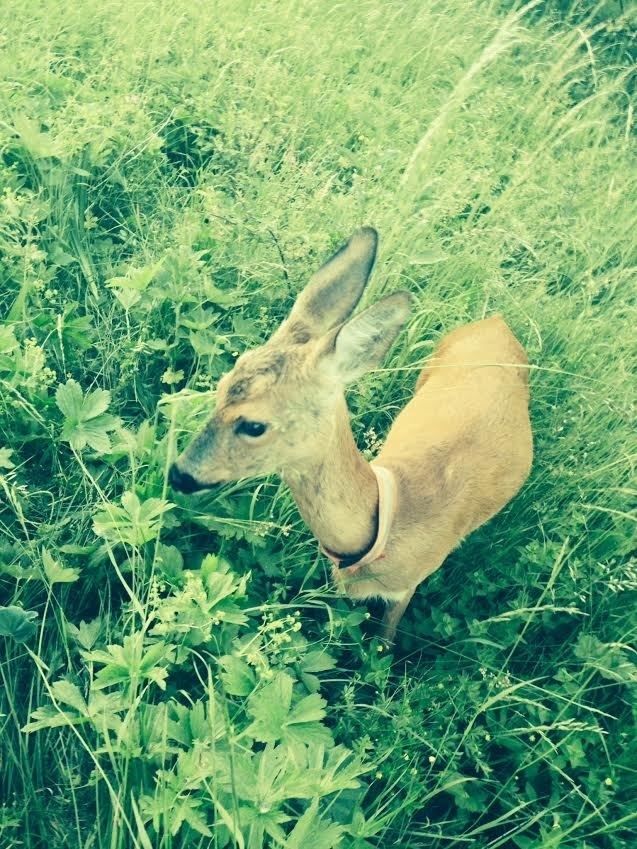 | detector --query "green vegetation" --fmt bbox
[1,0,635,846]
